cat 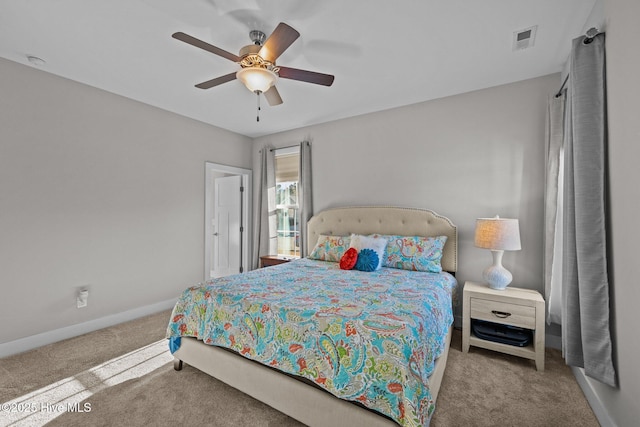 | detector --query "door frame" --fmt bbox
[205,162,252,281]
